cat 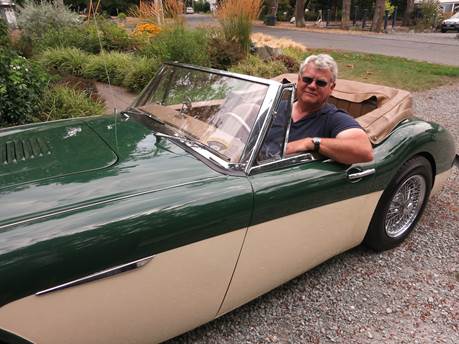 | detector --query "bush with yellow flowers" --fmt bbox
[133,23,161,37]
